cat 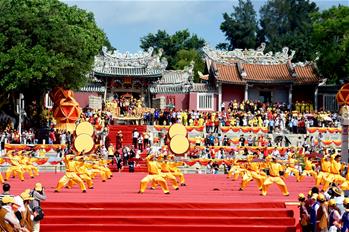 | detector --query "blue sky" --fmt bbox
[64,0,348,53]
